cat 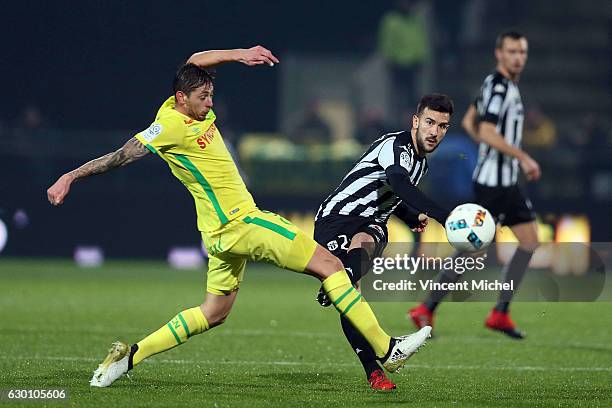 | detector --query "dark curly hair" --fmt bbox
[416,93,454,116]
[173,63,215,95]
